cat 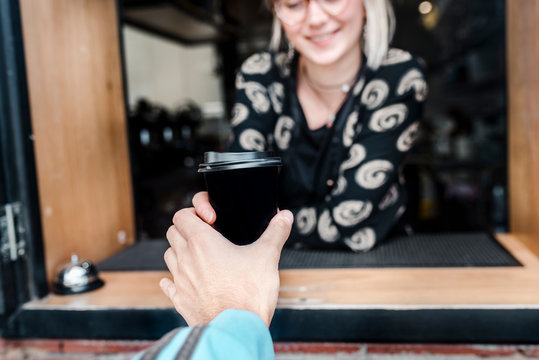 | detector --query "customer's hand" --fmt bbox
[191,191,216,225]
[160,207,293,327]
